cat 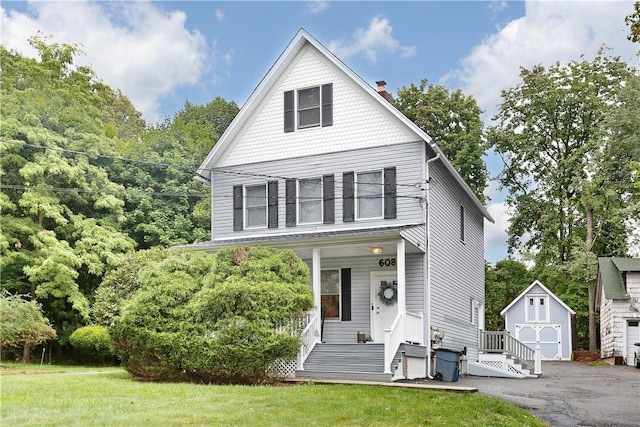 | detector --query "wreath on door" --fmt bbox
[378,281,397,305]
